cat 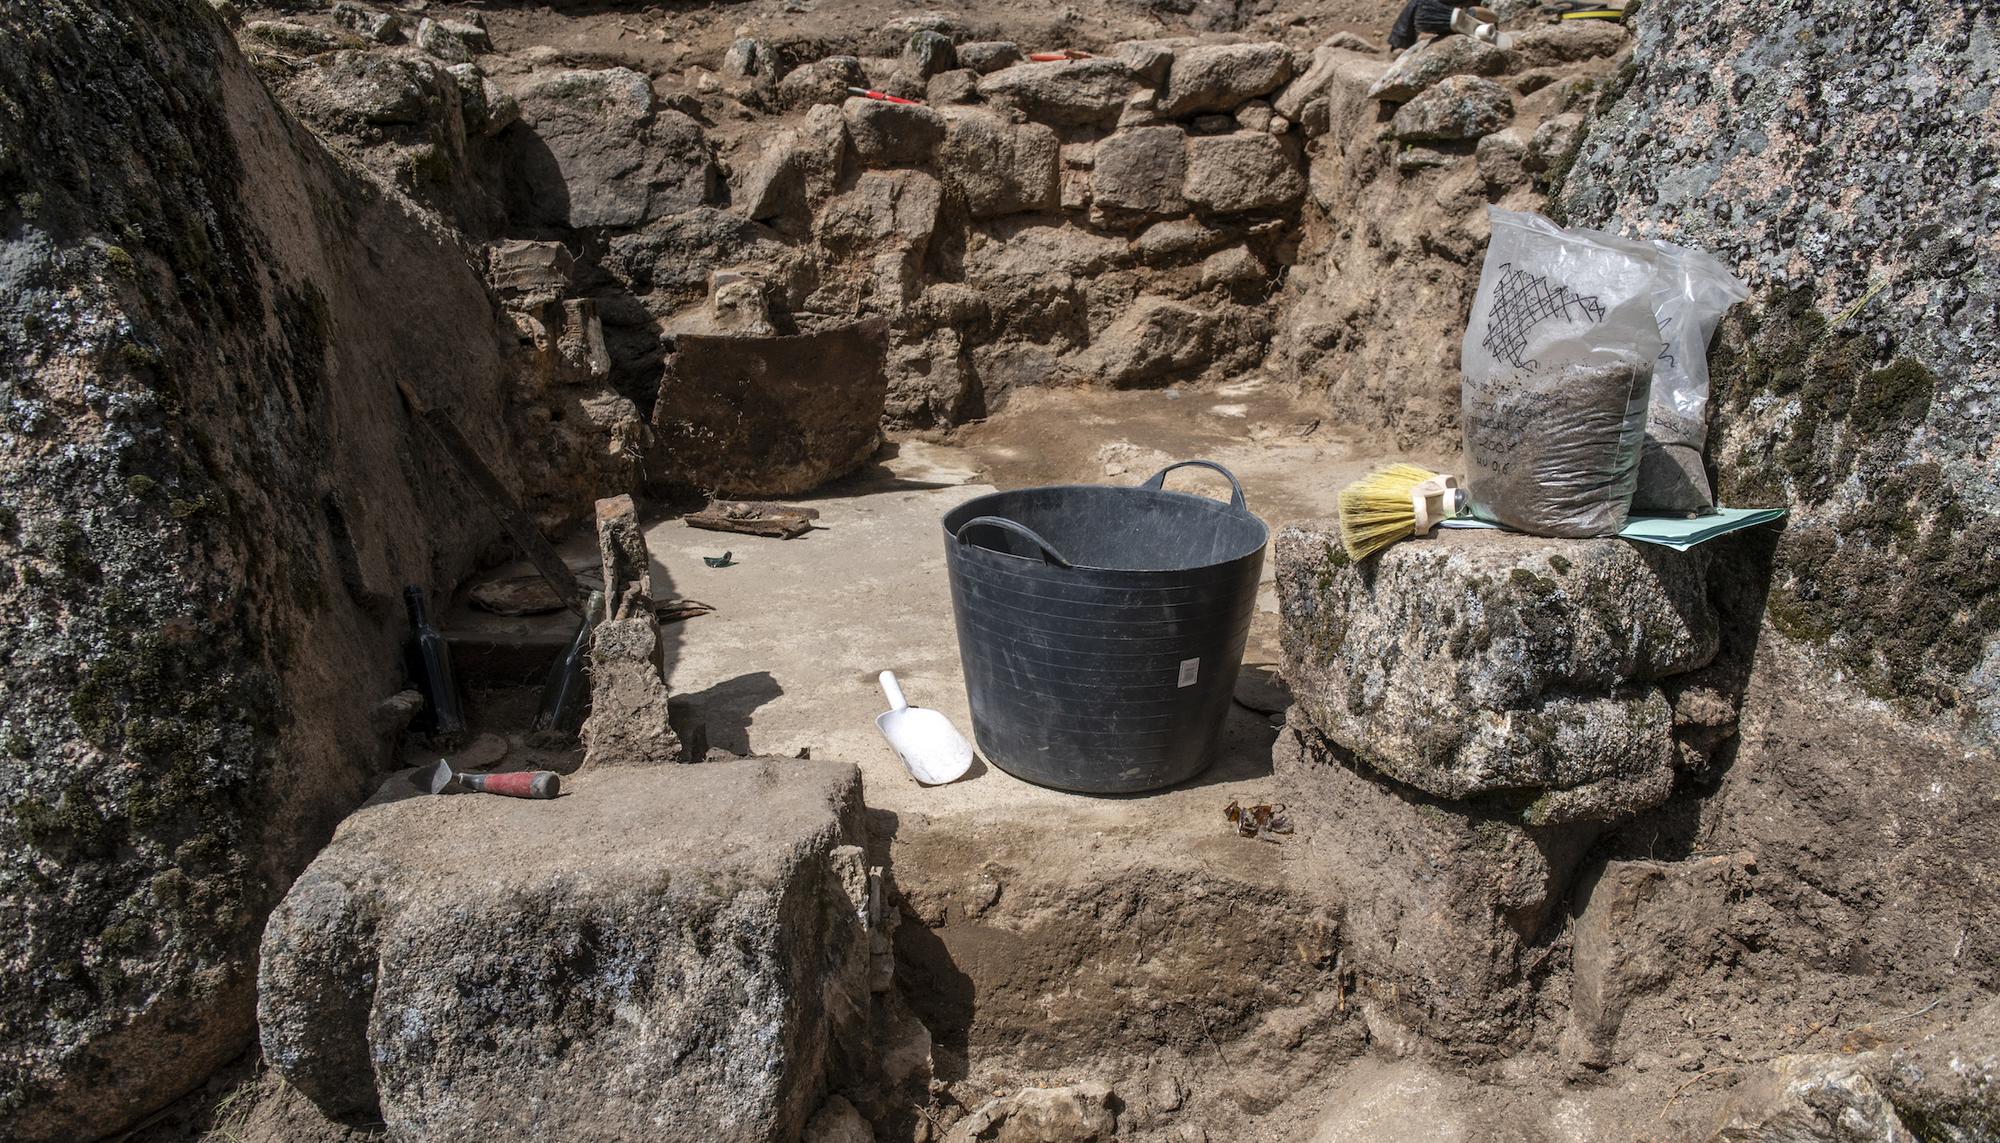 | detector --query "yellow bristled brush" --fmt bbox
[1337,464,1464,561]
